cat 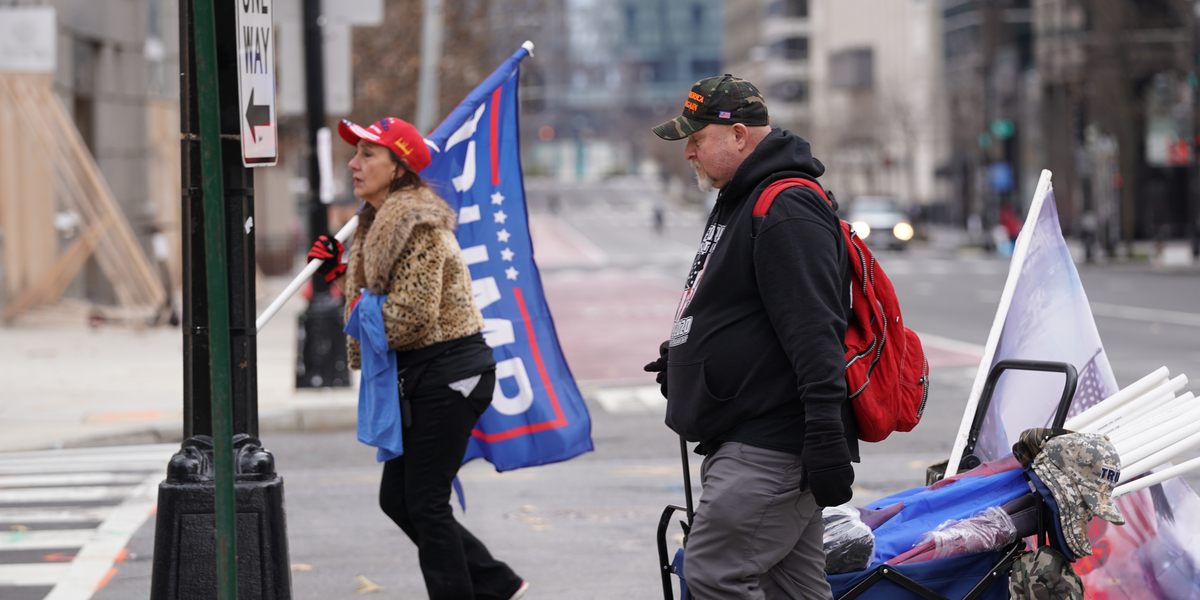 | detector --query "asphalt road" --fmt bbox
[91,177,1200,599]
